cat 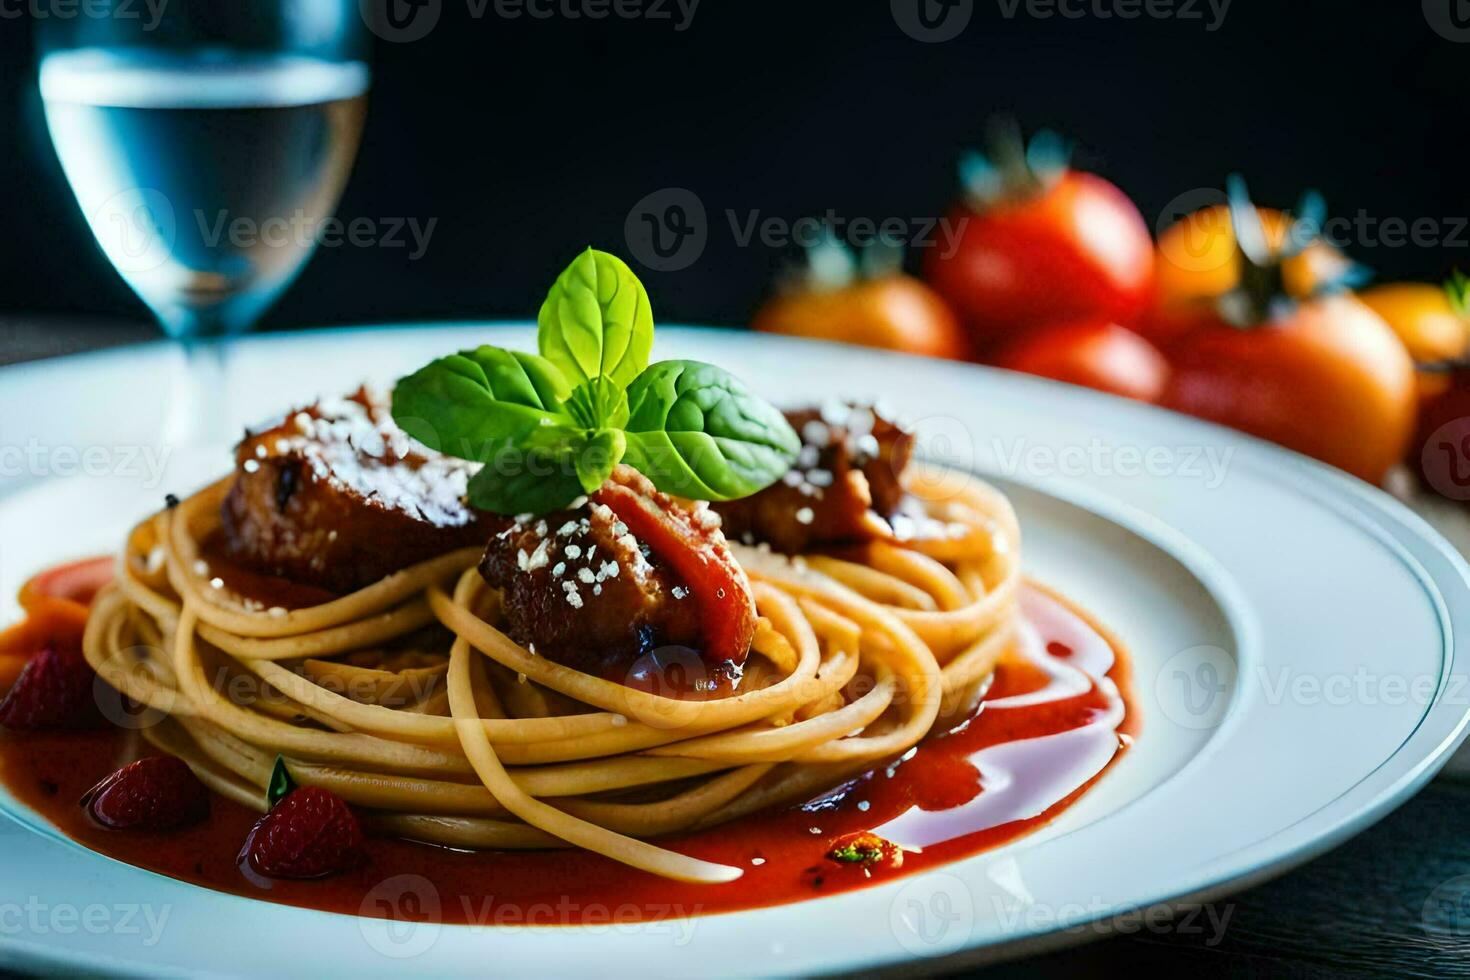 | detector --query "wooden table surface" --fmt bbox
[969,779,1470,979]
[3,321,1469,979]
